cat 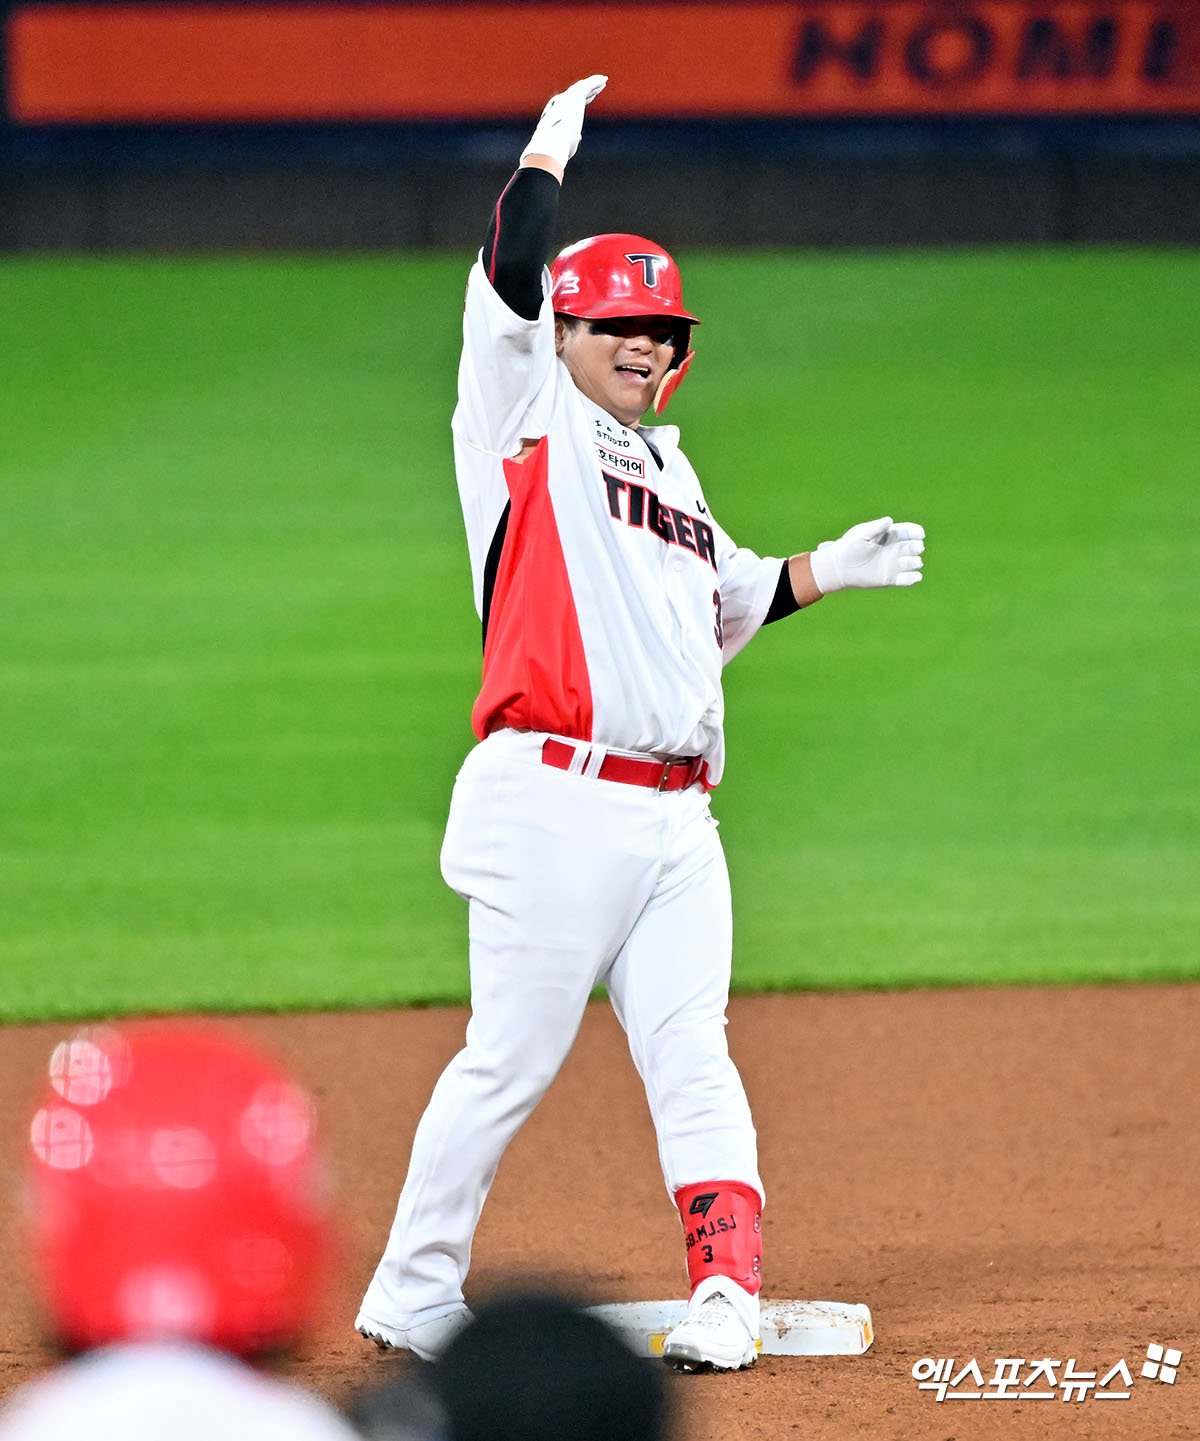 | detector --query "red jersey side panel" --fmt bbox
[471,438,594,743]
